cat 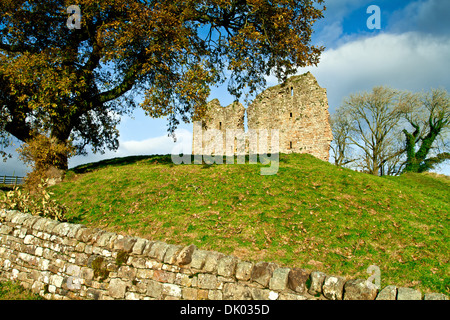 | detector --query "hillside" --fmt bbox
[47,153,449,294]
